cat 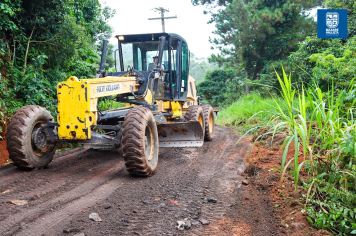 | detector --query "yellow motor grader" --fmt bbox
[6,33,215,176]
